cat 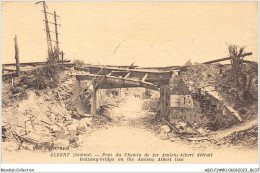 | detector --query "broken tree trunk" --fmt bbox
[14,35,20,76]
